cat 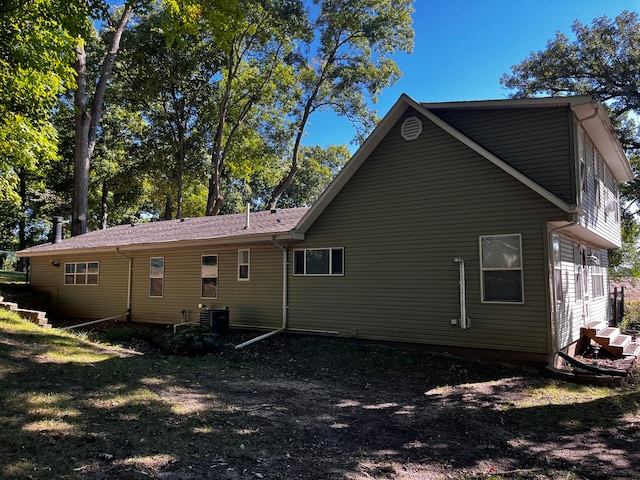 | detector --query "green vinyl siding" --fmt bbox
[29,243,284,328]
[288,110,566,355]
[30,253,129,320]
[129,244,283,327]
[431,107,574,204]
